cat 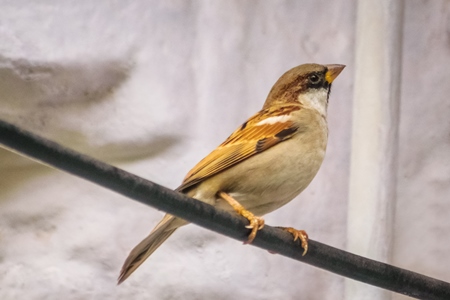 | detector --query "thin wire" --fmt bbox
[0,119,449,300]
